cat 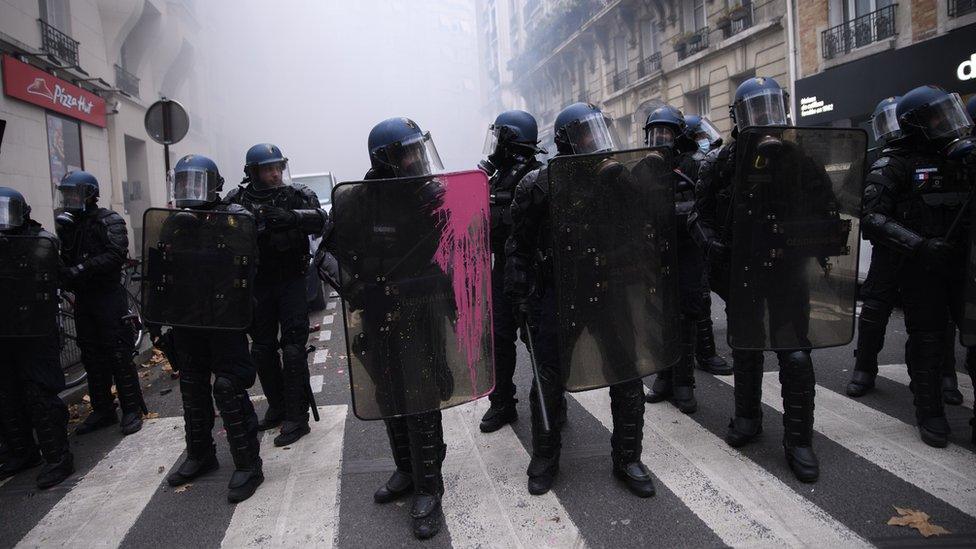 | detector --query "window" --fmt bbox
[686,91,710,117]
[845,0,892,21]
[614,34,628,72]
[577,58,587,99]
[45,113,83,193]
[39,0,71,33]
[684,0,707,31]
[640,19,659,58]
